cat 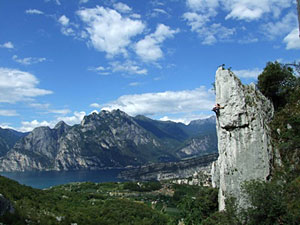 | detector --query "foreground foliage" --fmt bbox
[0,176,219,225]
